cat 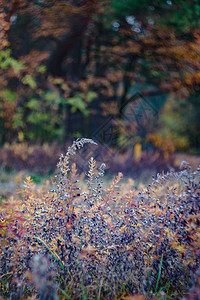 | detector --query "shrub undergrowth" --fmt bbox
[0,138,199,299]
